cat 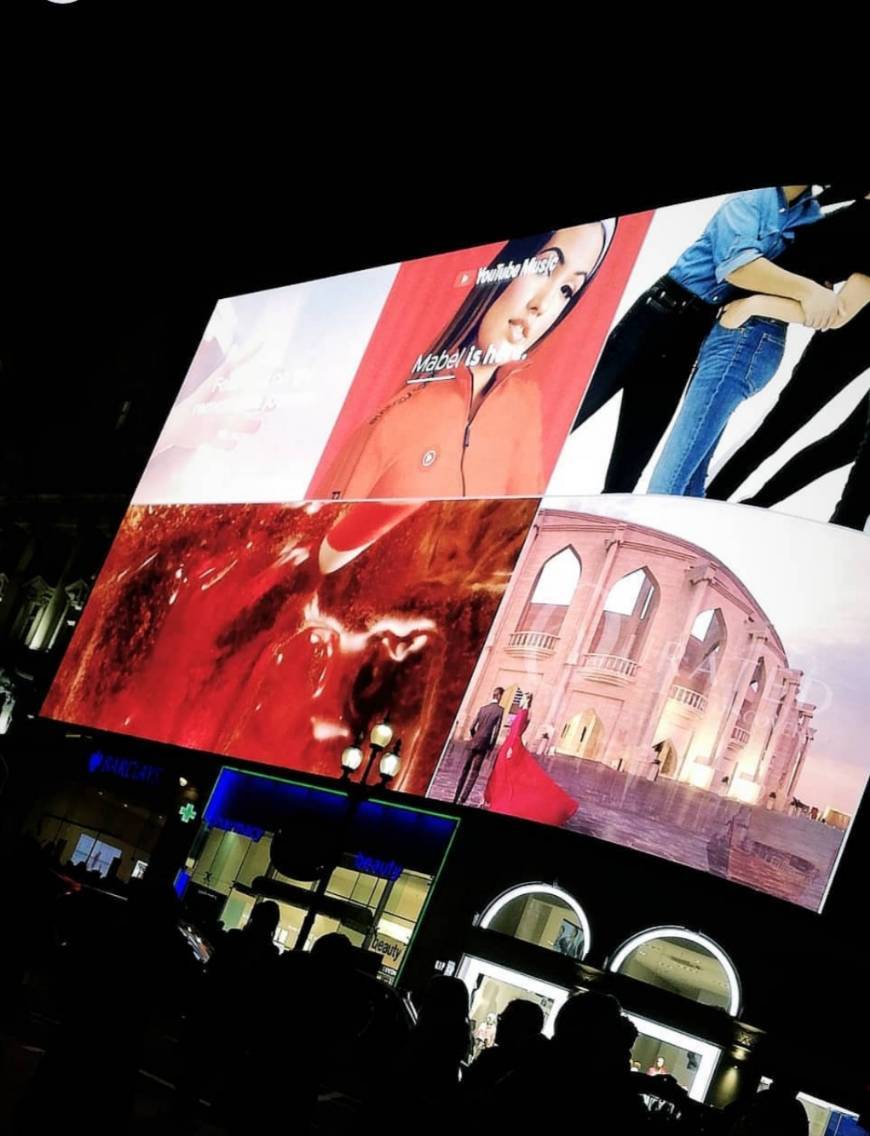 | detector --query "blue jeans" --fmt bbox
[648,317,787,497]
